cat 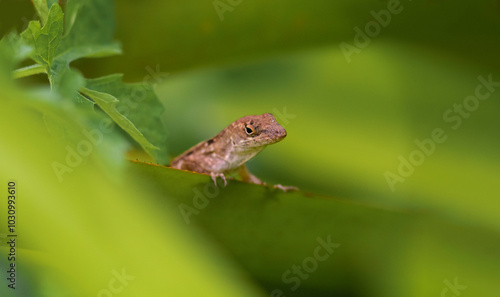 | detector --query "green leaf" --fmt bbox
[75,93,95,111]
[20,4,63,70]
[0,75,263,297]
[32,0,49,25]
[131,162,500,297]
[13,1,166,165]
[51,66,86,100]
[0,32,33,72]
[12,64,46,78]
[31,0,57,25]
[83,74,169,164]
[61,0,117,48]
[19,1,121,98]
[156,42,500,241]
[13,1,168,163]
[96,0,500,80]
[79,87,153,151]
